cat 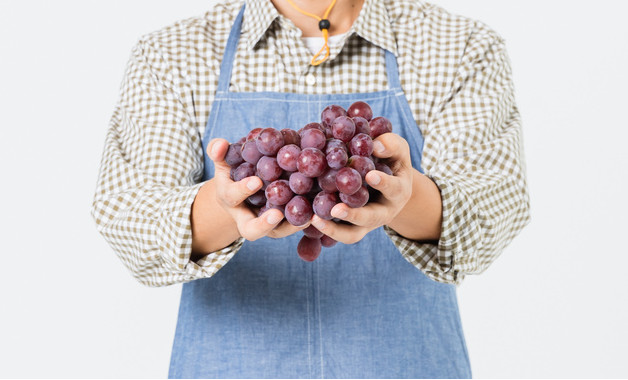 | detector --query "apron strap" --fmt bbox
[216,4,246,94]
[384,50,402,91]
